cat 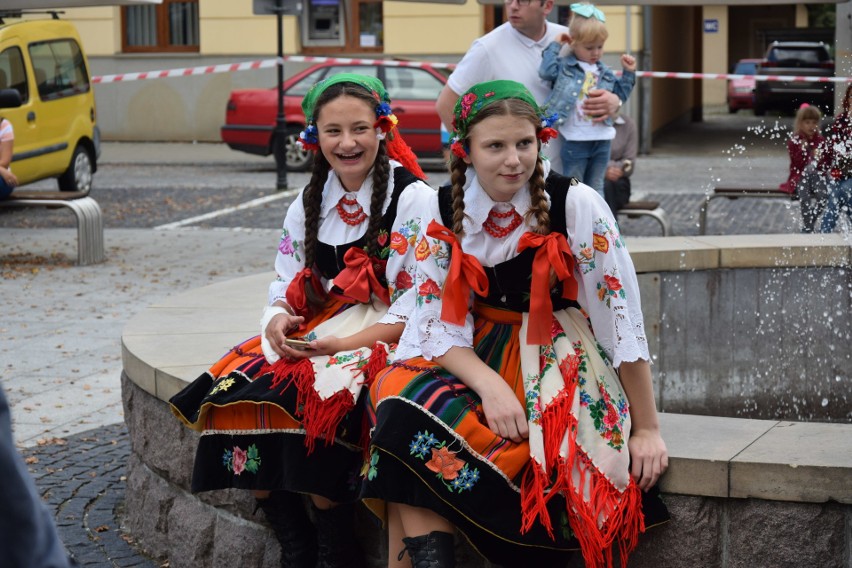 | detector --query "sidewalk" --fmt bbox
[3,110,838,566]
